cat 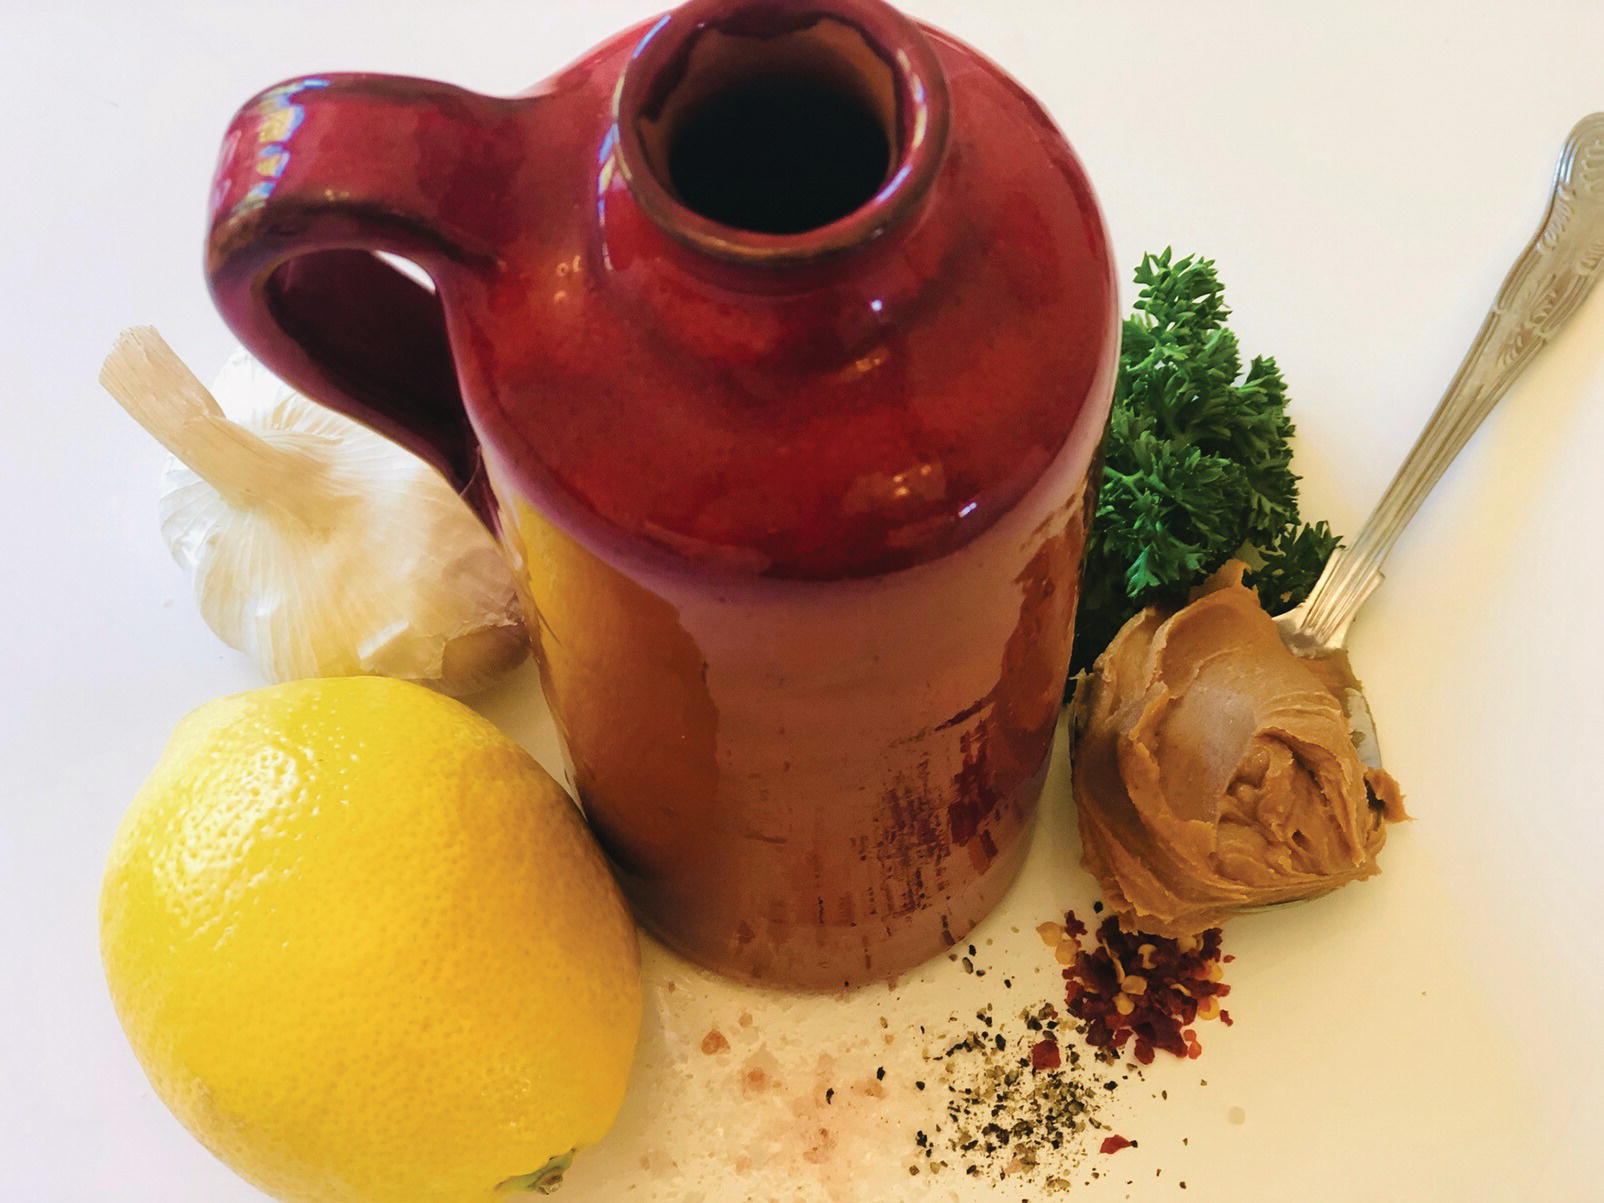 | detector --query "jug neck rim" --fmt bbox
[611,0,950,267]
